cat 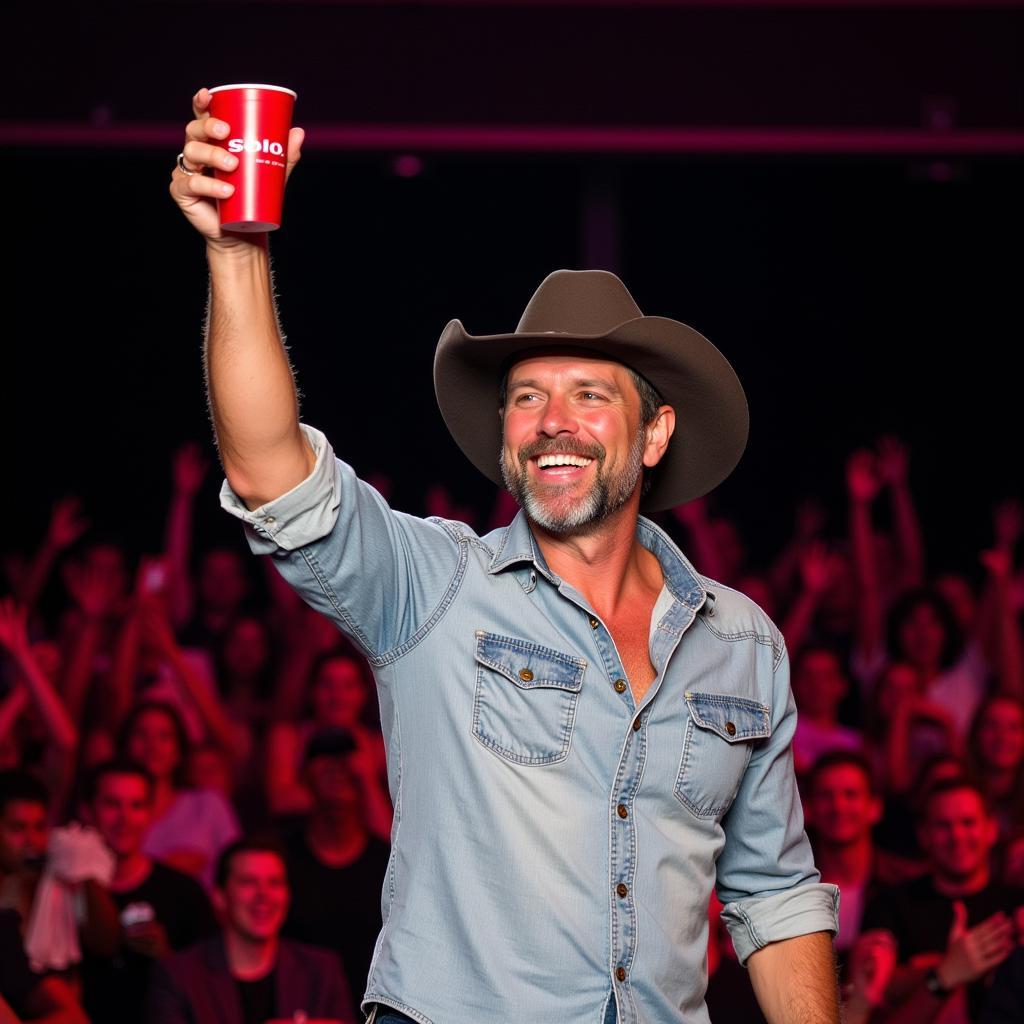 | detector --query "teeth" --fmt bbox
[537,454,593,468]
